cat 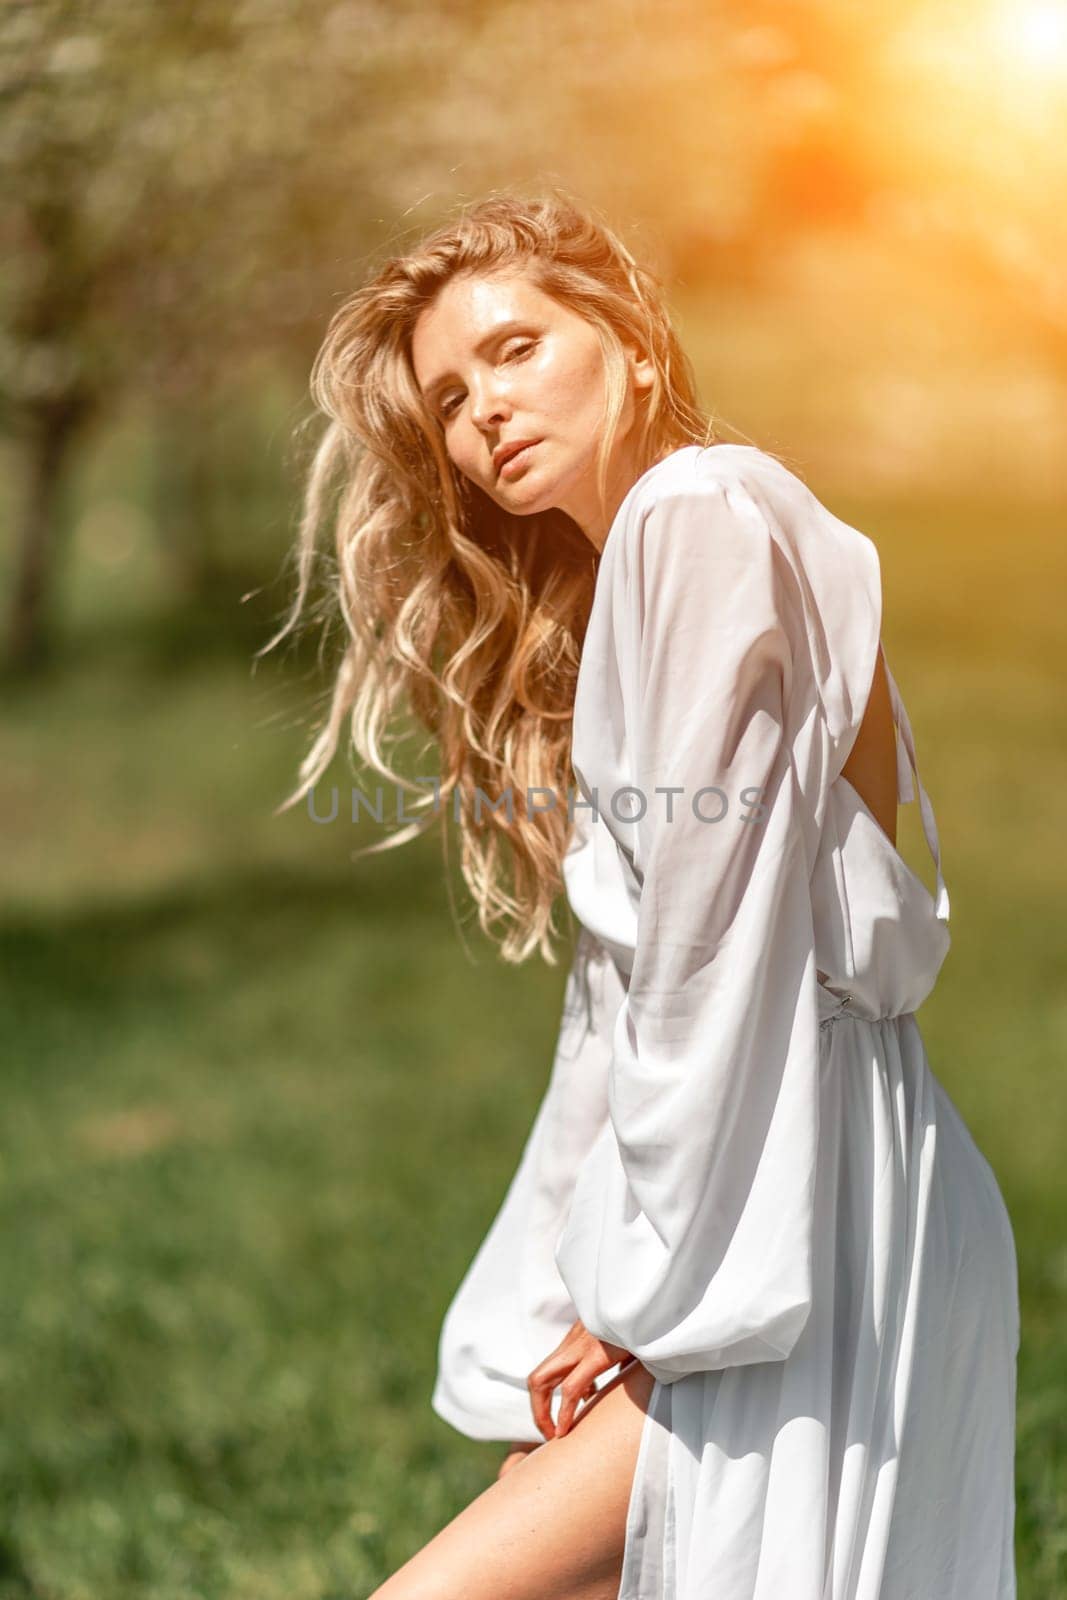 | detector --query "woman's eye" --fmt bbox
[438,340,535,420]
